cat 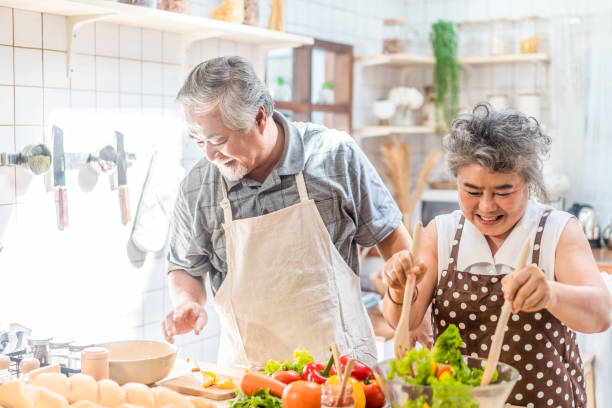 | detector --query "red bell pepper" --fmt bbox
[331,355,374,381]
[302,354,334,384]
